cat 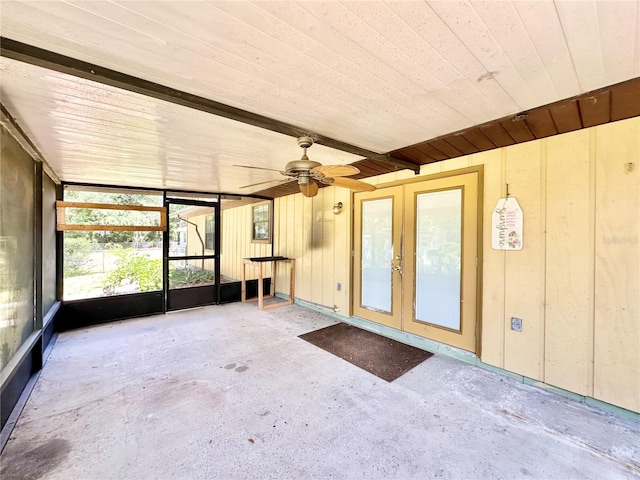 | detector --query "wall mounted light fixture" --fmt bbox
[332,202,343,215]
